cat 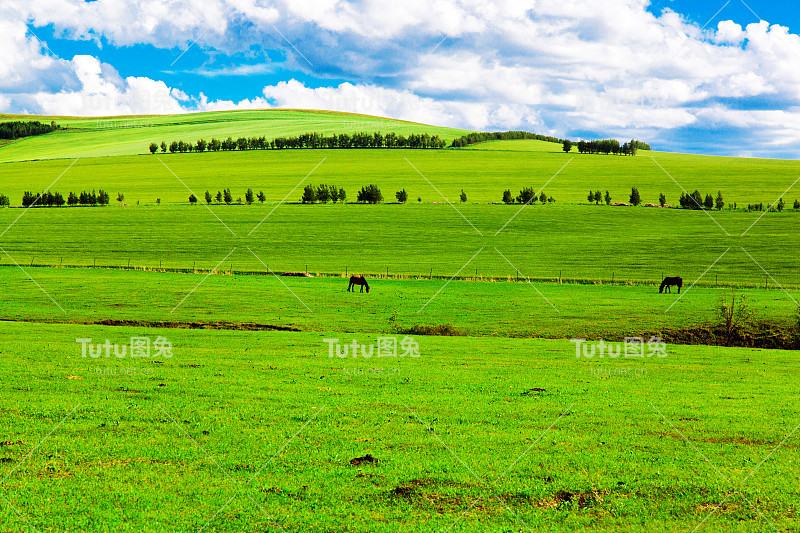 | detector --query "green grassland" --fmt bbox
[0,321,797,532]
[1,147,799,209]
[1,112,798,532]
[0,109,473,163]
[0,267,798,339]
[0,204,797,288]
